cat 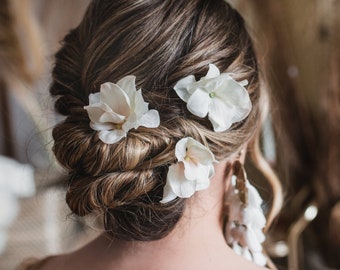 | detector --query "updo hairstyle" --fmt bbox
[50,0,260,241]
